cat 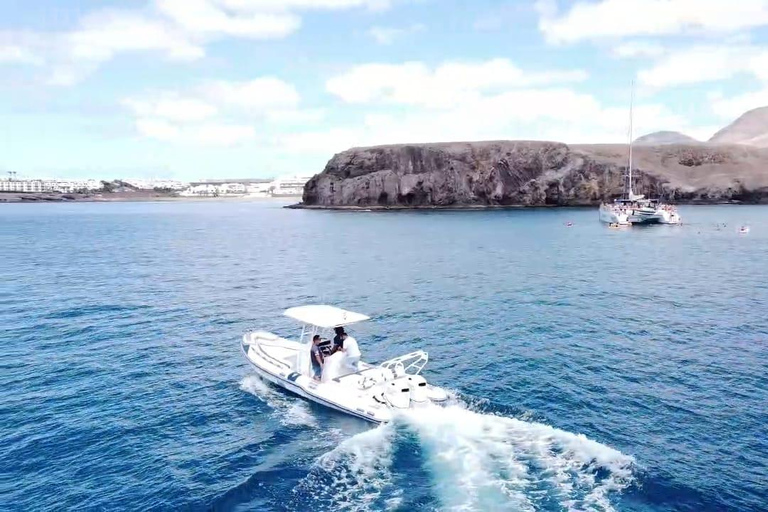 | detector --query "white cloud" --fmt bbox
[639,45,768,117]
[283,84,691,155]
[265,108,327,124]
[326,59,588,107]
[155,0,300,39]
[0,45,43,65]
[215,0,392,11]
[0,10,205,86]
[307,58,696,155]
[279,127,362,153]
[710,88,768,119]
[367,23,424,45]
[612,41,665,59]
[135,117,256,146]
[122,95,219,122]
[0,0,400,85]
[637,45,768,87]
[188,123,257,145]
[539,0,768,44]
[203,77,300,111]
[67,10,204,63]
[136,118,181,141]
[123,76,306,146]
